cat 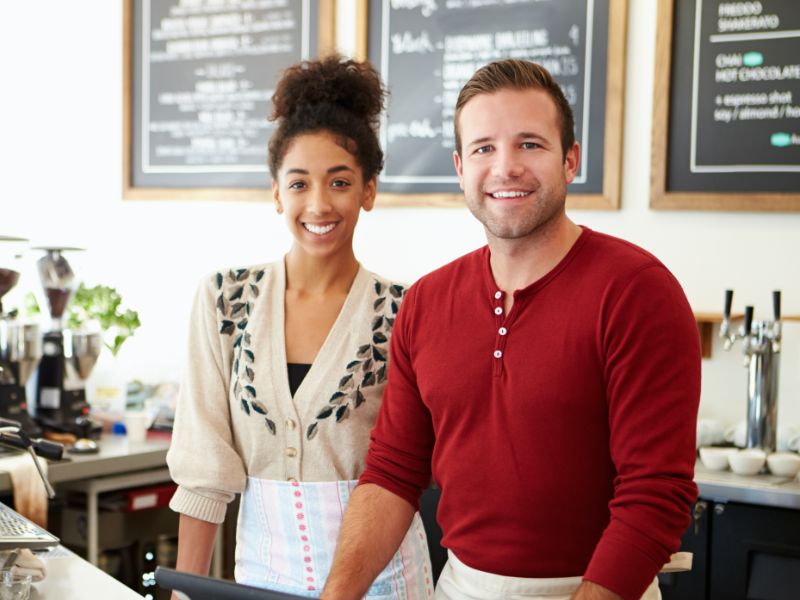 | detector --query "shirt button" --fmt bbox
[499,328,507,335]
[286,419,296,430]
[286,447,297,457]
[494,292,502,299]
[287,477,298,483]
[494,307,503,315]
[494,350,502,358]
